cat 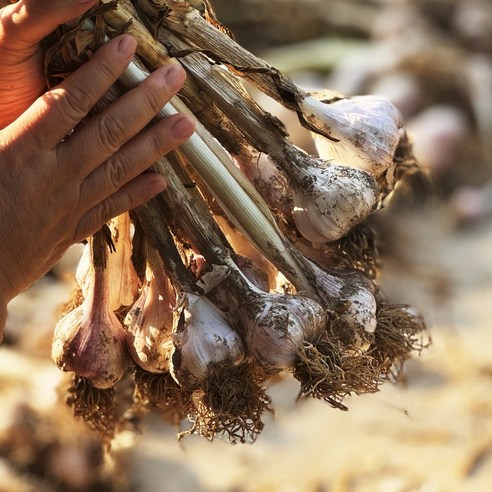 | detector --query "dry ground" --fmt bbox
[2,201,492,492]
